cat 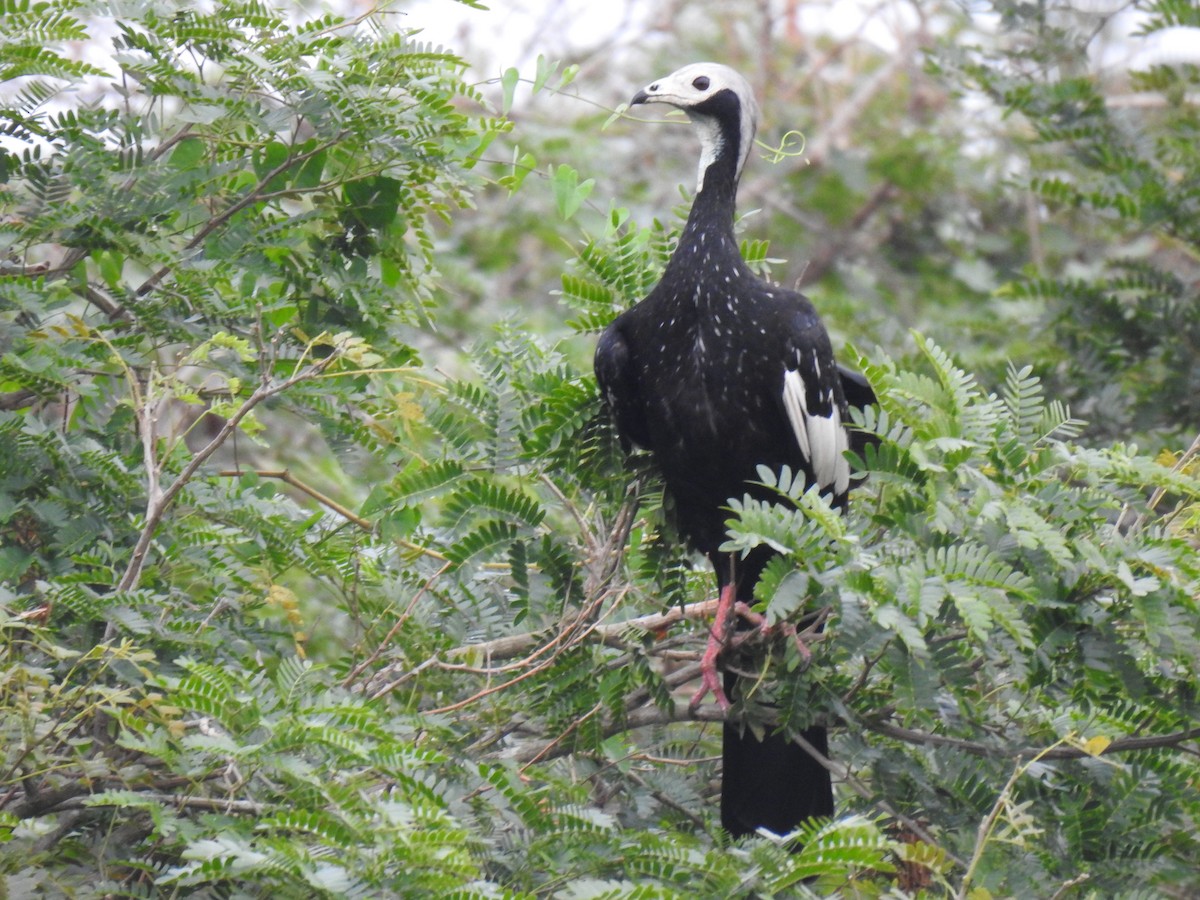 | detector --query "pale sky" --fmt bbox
[405,0,1187,78]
